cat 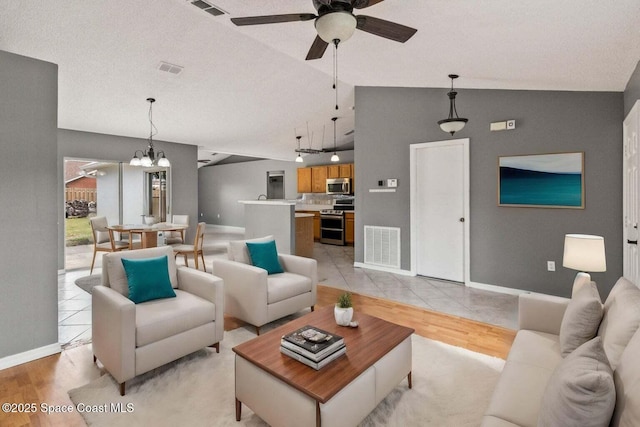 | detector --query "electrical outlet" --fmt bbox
[547,261,555,272]
[506,119,516,130]
[387,179,398,188]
